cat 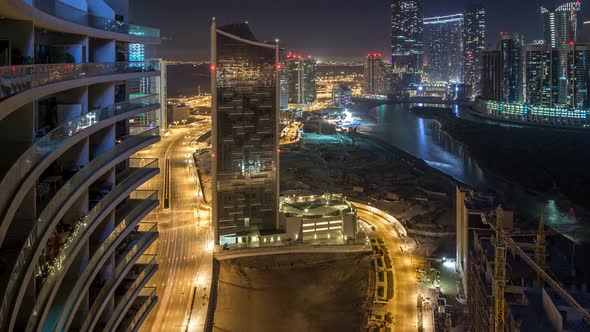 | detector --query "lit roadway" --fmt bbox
[137,120,213,332]
[358,209,418,332]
